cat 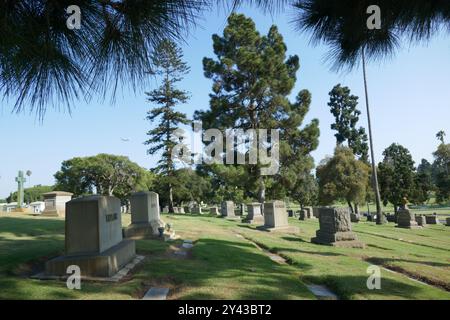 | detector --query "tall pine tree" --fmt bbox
[328,84,369,162]
[145,40,190,213]
[194,14,319,205]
